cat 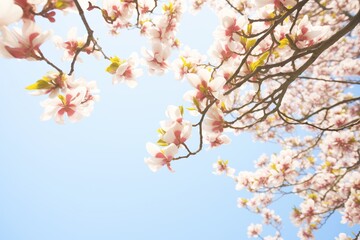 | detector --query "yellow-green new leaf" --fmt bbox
[25,80,52,90]
[179,106,184,116]
[247,23,252,35]
[193,97,200,110]
[278,38,289,49]
[157,128,166,135]
[250,51,270,71]
[246,38,257,50]
[106,56,122,74]
[58,94,66,105]
[157,139,169,146]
